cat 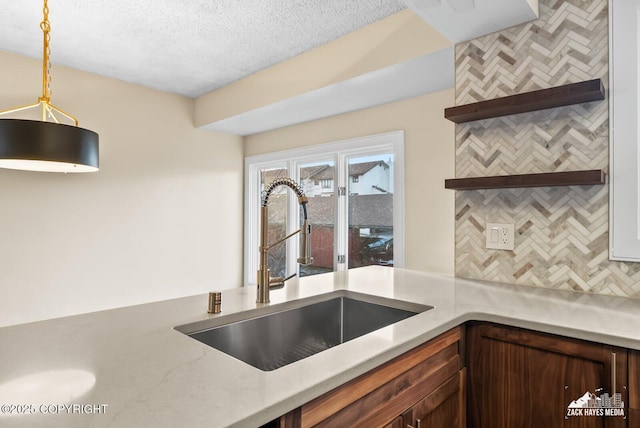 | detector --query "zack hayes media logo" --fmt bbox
[566,389,625,418]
